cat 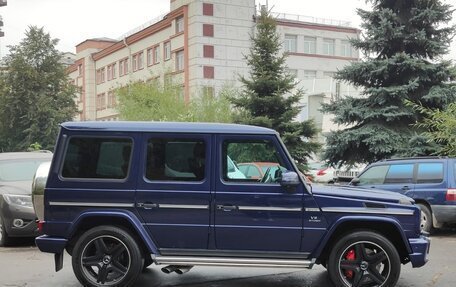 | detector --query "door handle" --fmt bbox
[402,186,410,191]
[216,204,238,211]
[137,202,159,209]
